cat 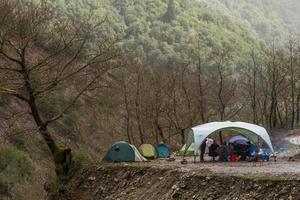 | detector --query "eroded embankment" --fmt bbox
[54,164,300,200]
